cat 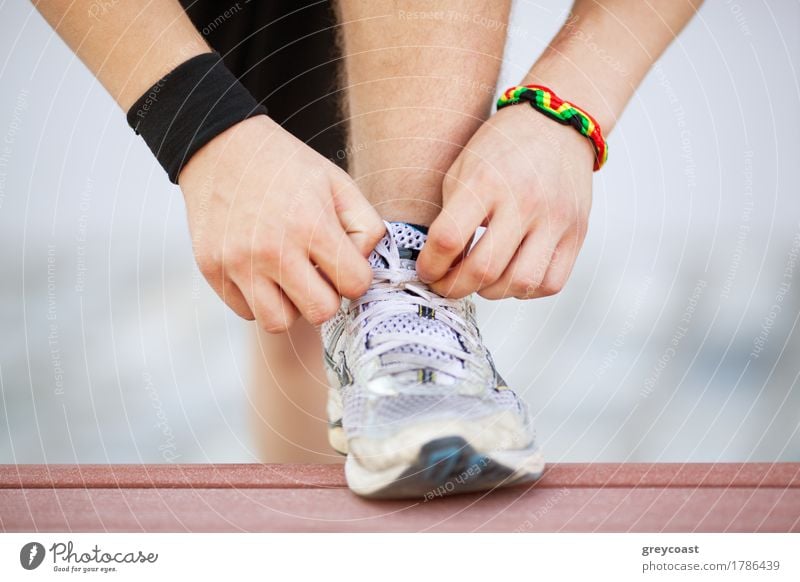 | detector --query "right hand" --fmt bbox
[178,115,384,333]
